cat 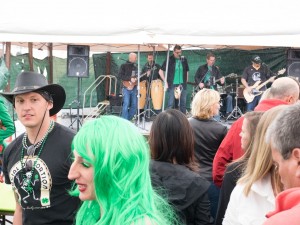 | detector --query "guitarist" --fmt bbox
[118,52,138,120]
[241,55,276,112]
[195,52,225,90]
[194,52,232,119]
